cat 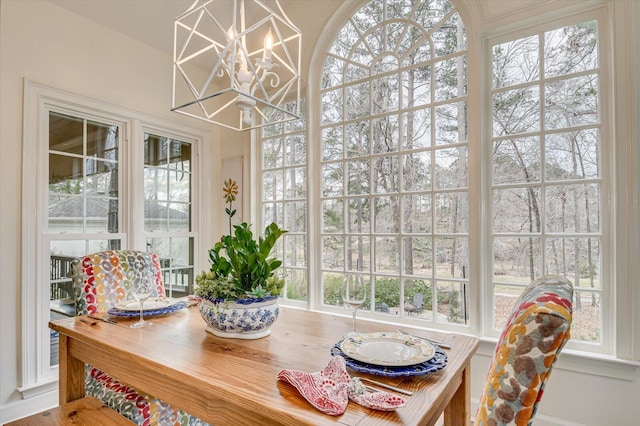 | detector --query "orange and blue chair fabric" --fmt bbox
[71,250,207,425]
[475,275,573,426]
